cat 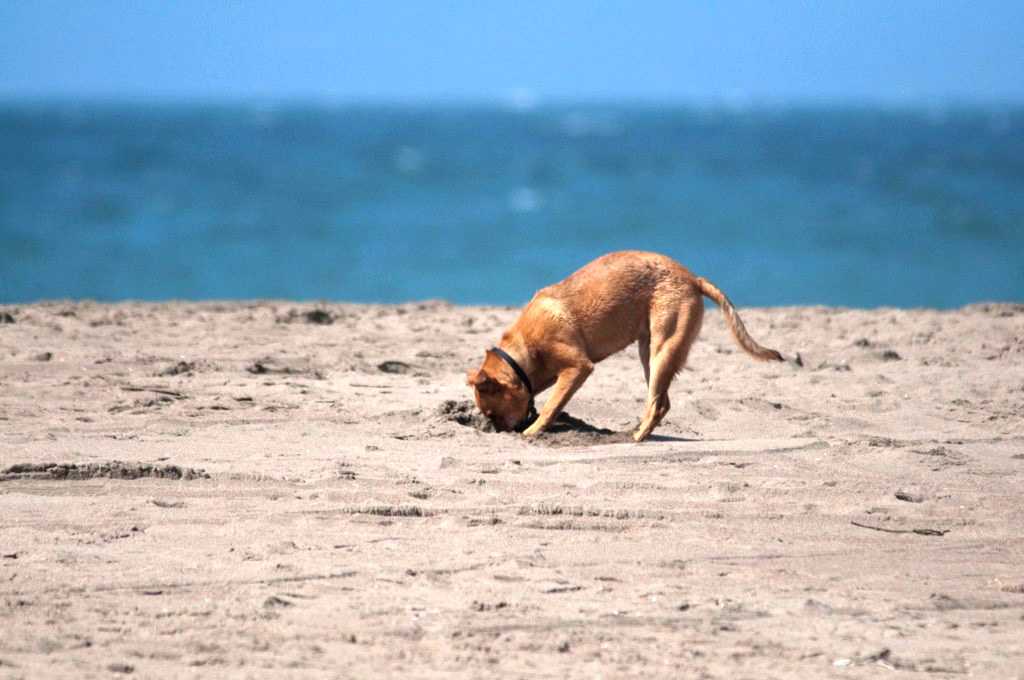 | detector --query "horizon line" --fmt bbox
[2,93,1023,112]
